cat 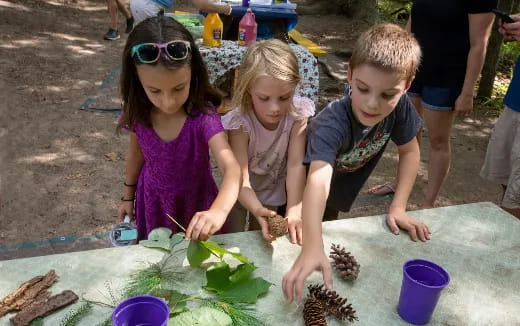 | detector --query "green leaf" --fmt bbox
[139,227,173,250]
[168,307,232,326]
[187,240,211,267]
[200,241,249,263]
[229,263,256,284]
[219,278,272,304]
[30,317,44,326]
[204,262,232,292]
[170,232,185,250]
